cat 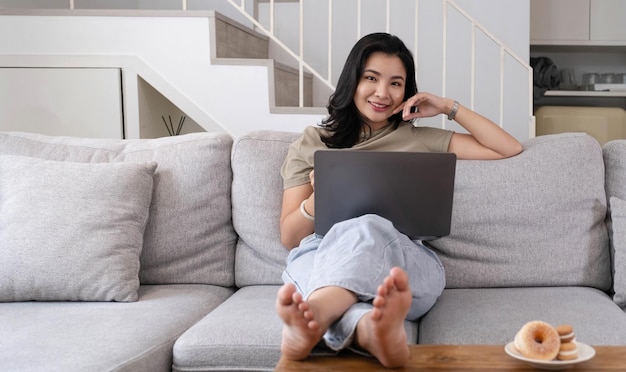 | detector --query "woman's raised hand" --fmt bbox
[393,92,453,122]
